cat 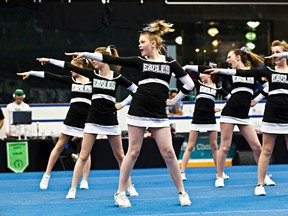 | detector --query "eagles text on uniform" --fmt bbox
[71,84,93,93]
[232,76,254,84]
[143,63,170,75]
[93,79,116,90]
[272,74,288,84]
[199,86,217,96]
